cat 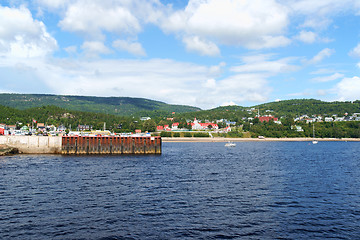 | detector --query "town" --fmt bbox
[2,110,360,139]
